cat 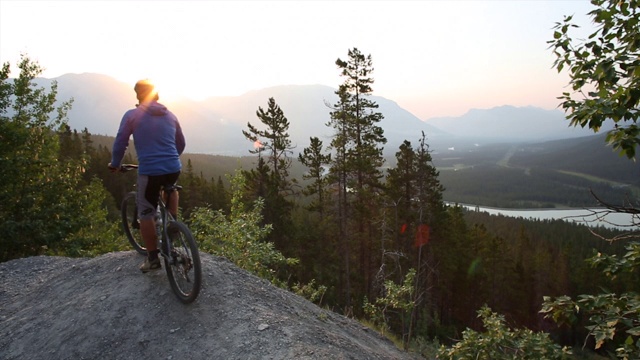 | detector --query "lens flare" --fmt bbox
[414,224,430,248]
